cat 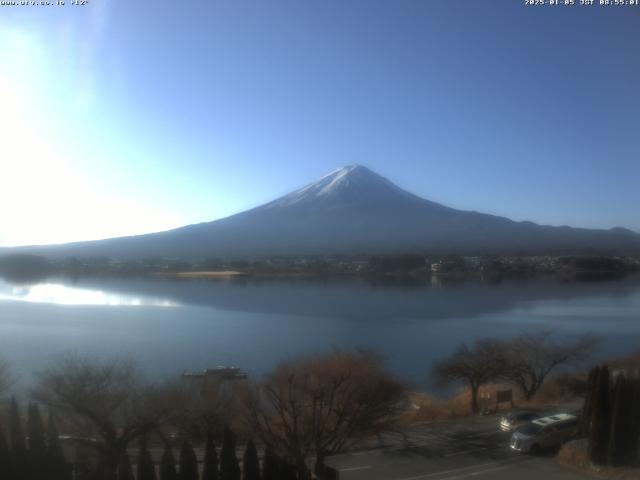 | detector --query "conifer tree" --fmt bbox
[160,444,179,480]
[202,433,219,480]
[9,397,27,480]
[74,442,96,480]
[588,365,611,465]
[278,457,297,480]
[607,374,627,466]
[242,440,260,480]
[0,426,10,480]
[27,403,48,480]
[137,439,157,480]
[624,378,640,465]
[179,440,199,480]
[47,413,70,480]
[28,404,47,453]
[10,398,25,452]
[219,425,240,480]
[261,447,279,480]
[118,452,136,480]
[580,366,599,436]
